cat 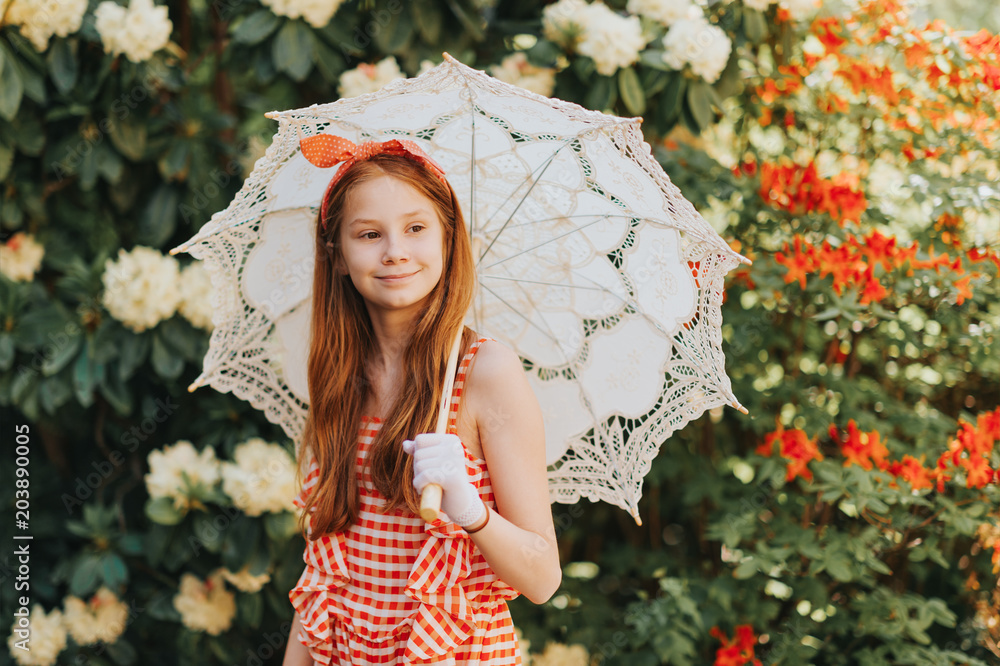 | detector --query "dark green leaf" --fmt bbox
[272,20,315,82]
[99,364,133,415]
[312,36,345,85]
[107,113,147,162]
[116,534,144,555]
[160,139,191,180]
[826,551,853,582]
[39,375,73,415]
[265,511,298,542]
[118,332,150,381]
[12,303,70,349]
[640,50,674,72]
[686,79,715,132]
[70,553,102,596]
[618,67,646,116]
[239,591,264,629]
[659,72,685,121]
[0,140,12,181]
[413,0,443,44]
[373,0,414,53]
[144,525,173,569]
[48,39,79,95]
[40,329,82,376]
[136,184,178,248]
[446,0,483,41]
[0,46,24,121]
[743,8,768,43]
[92,319,120,364]
[232,10,281,45]
[95,141,124,184]
[101,552,128,588]
[222,515,259,571]
[145,497,186,525]
[585,75,614,111]
[151,331,184,379]
[733,558,757,579]
[0,332,14,370]
[73,349,99,407]
[192,512,225,553]
[104,638,137,665]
